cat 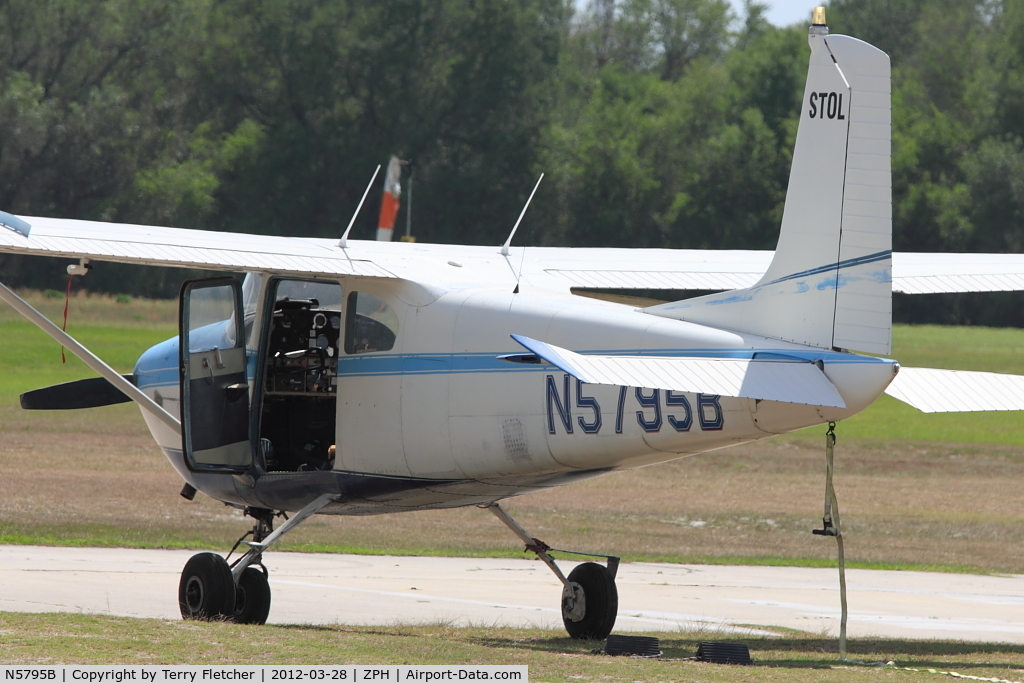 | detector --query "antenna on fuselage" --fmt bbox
[500,173,544,257]
[338,164,382,249]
